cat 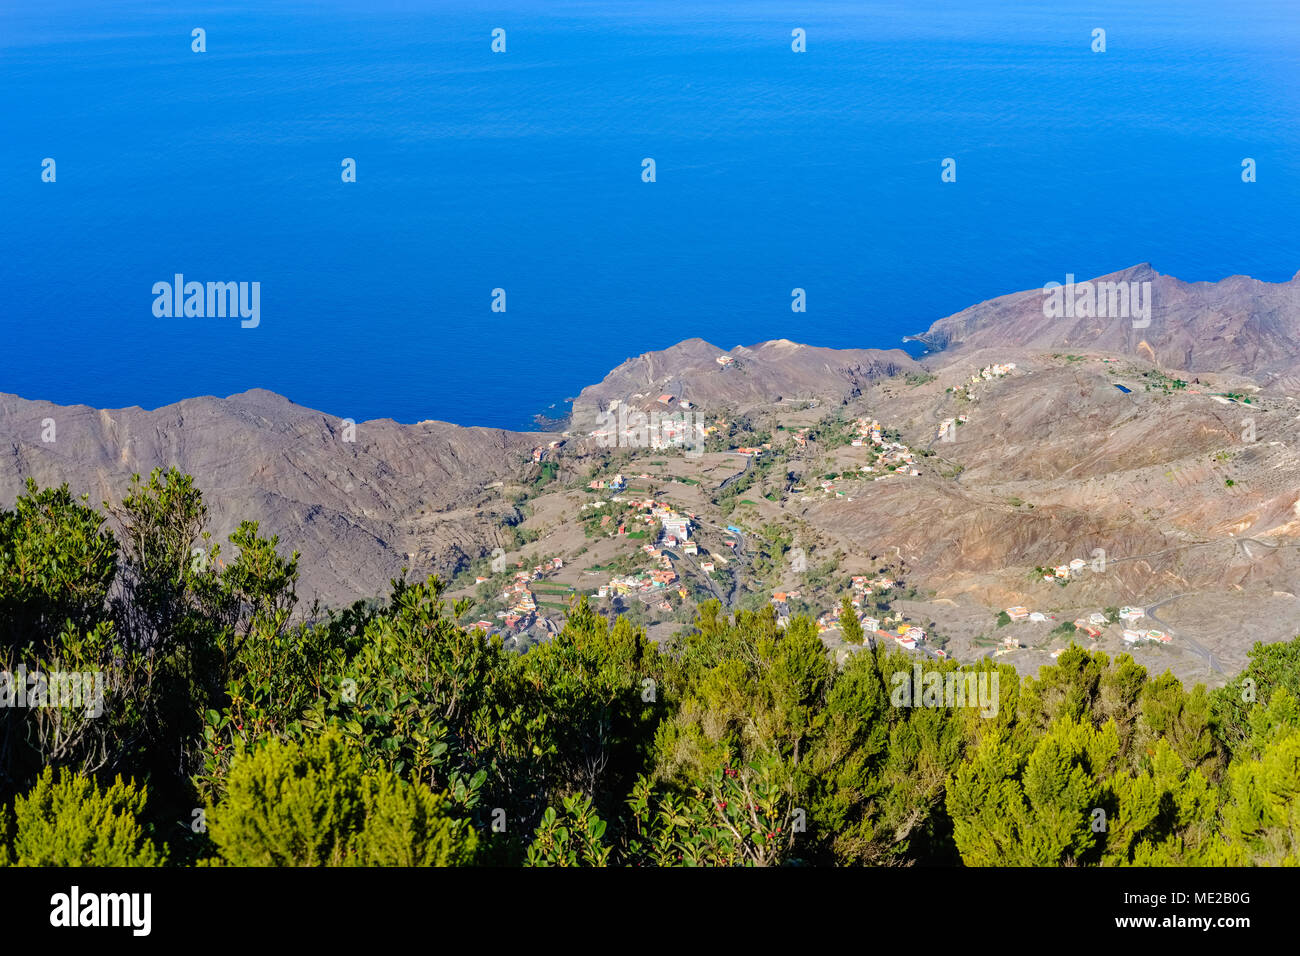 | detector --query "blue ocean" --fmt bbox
[2,0,1298,430]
